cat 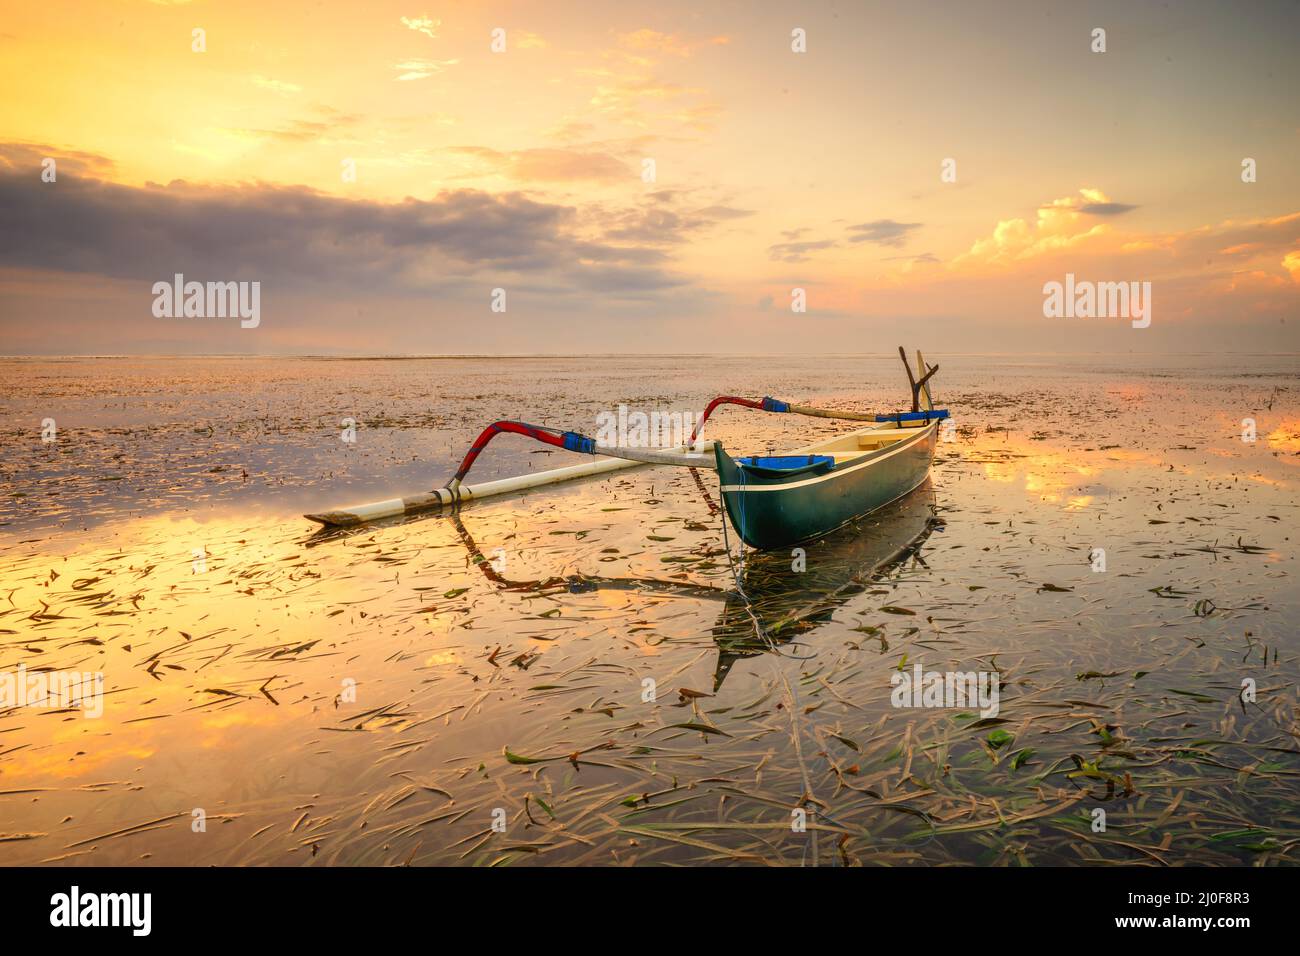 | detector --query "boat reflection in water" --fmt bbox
[709,481,937,689]
[310,480,939,692]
